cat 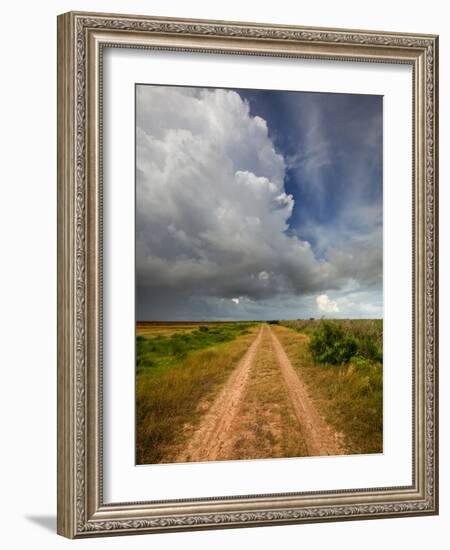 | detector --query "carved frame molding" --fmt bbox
[57,11,438,538]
